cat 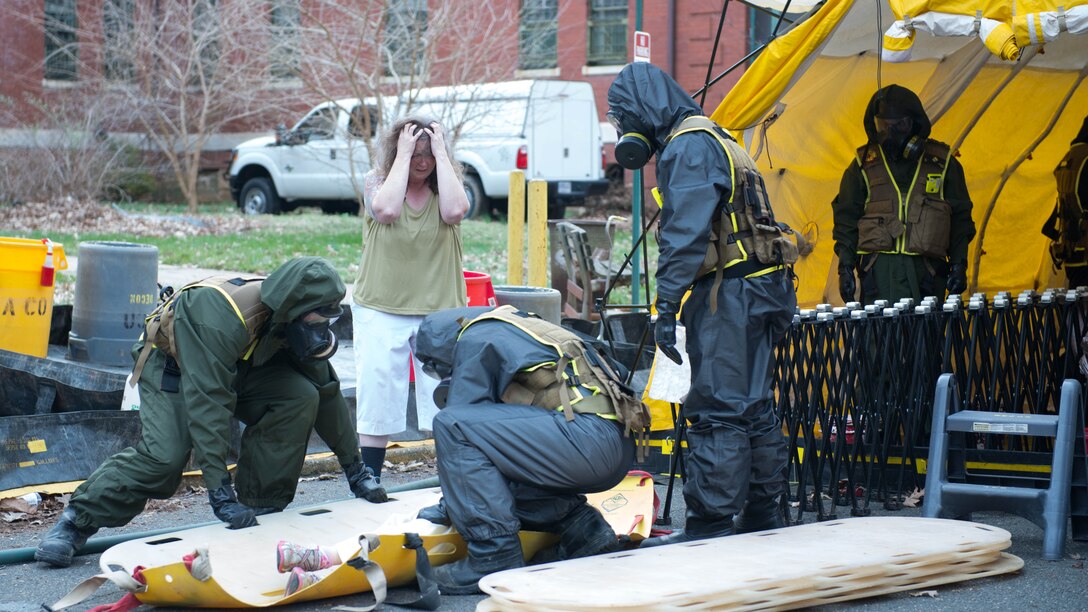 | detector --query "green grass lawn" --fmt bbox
[3,201,656,305]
